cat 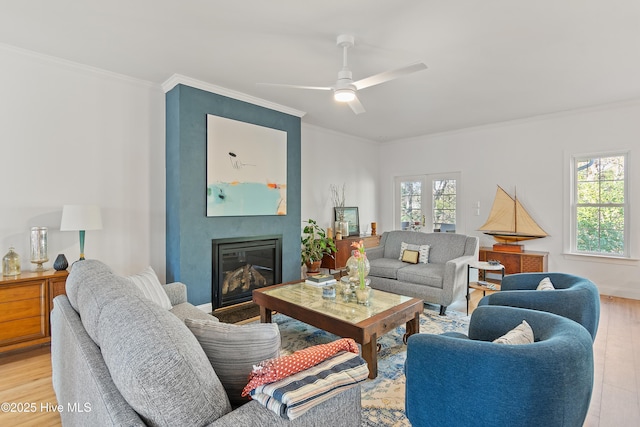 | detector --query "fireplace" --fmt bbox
[212,235,282,309]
